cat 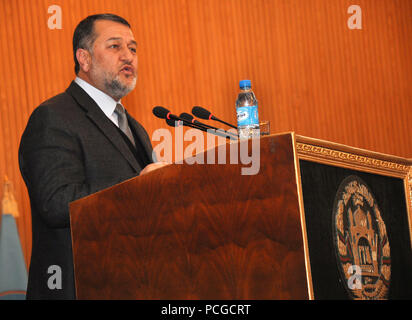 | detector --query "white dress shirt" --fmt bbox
[74,77,121,127]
